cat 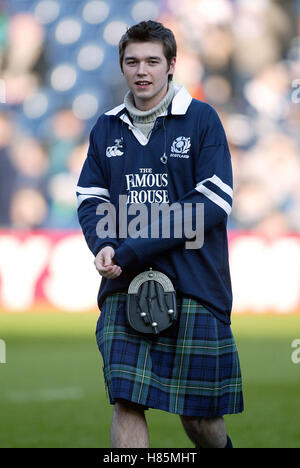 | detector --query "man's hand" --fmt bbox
[94,246,122,279]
